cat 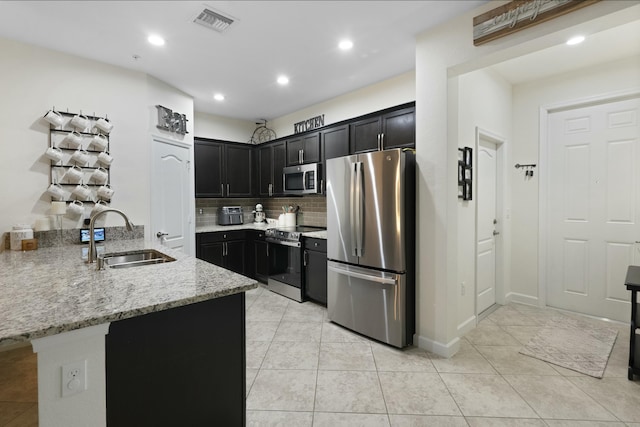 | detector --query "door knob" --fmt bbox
[493,230,500,236]
[156,232,168,238]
